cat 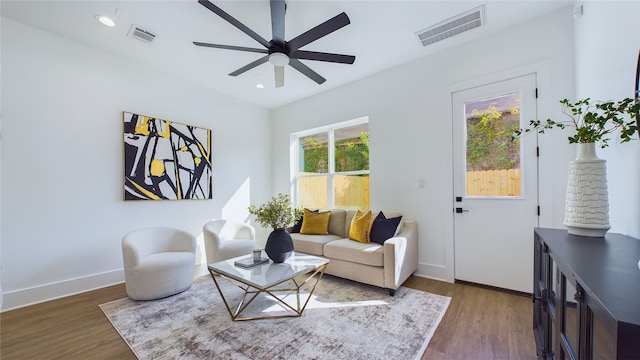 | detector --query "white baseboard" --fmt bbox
[1,269,124,312]
[2,262,448,311]
[414,262,453,283]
